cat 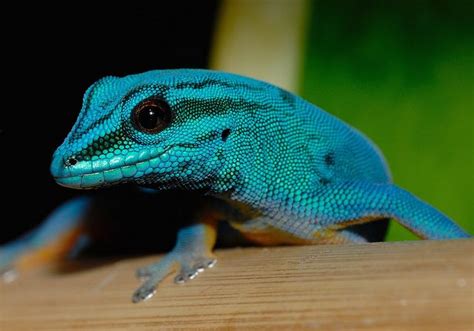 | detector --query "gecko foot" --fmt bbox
[132,222,217,303]
[0,247,22,284]
[132,251,216,303]
[0,266,18,283]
